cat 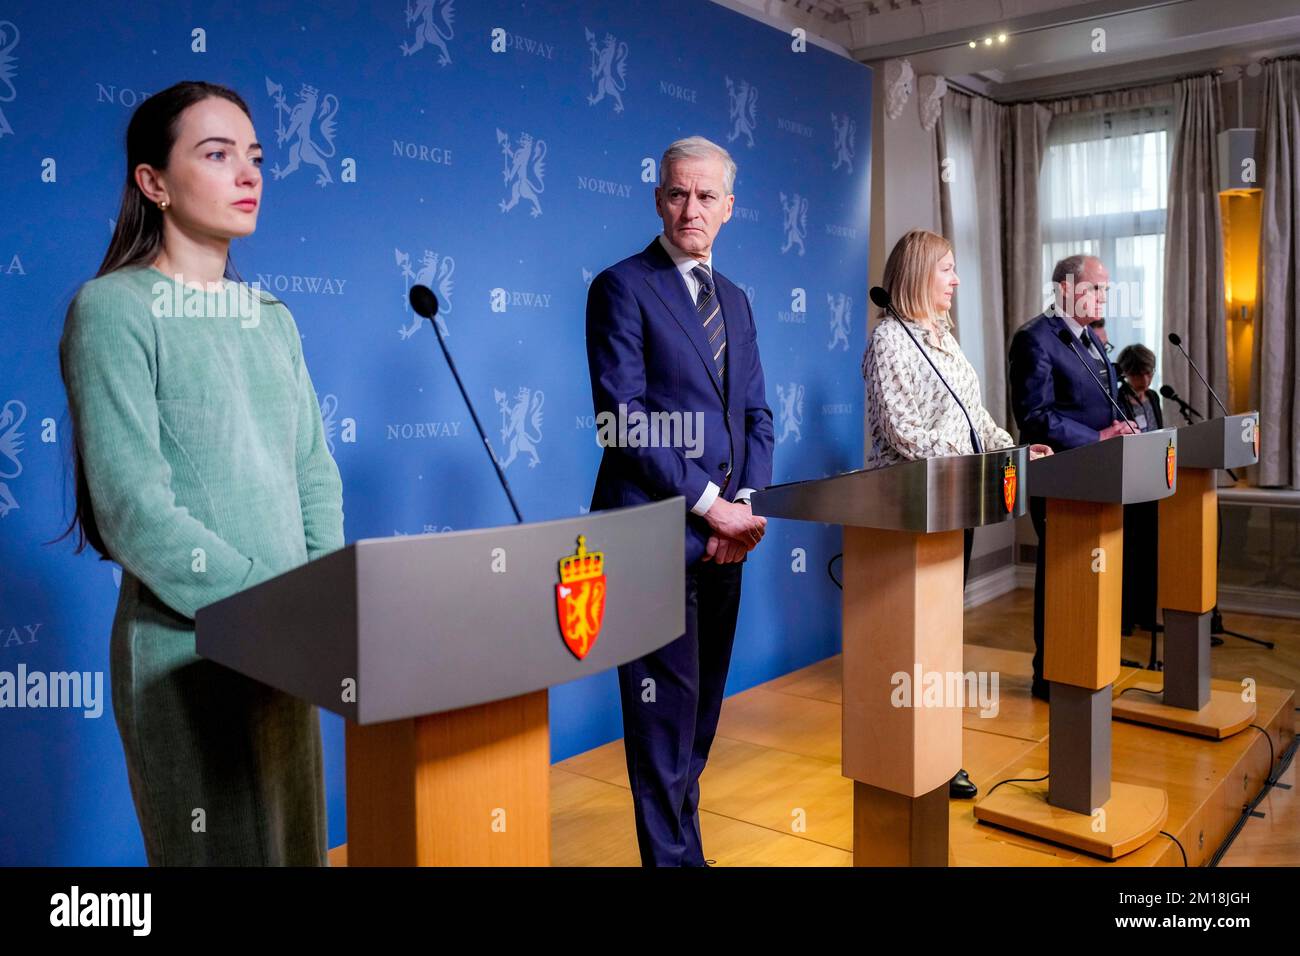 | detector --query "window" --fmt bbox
[1039,105,1173,381]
